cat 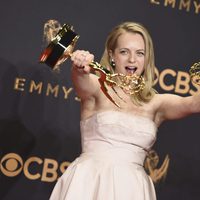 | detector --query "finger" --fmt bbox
[72,53,86,68]
[82,54,94,66]
[71,50,84,60]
